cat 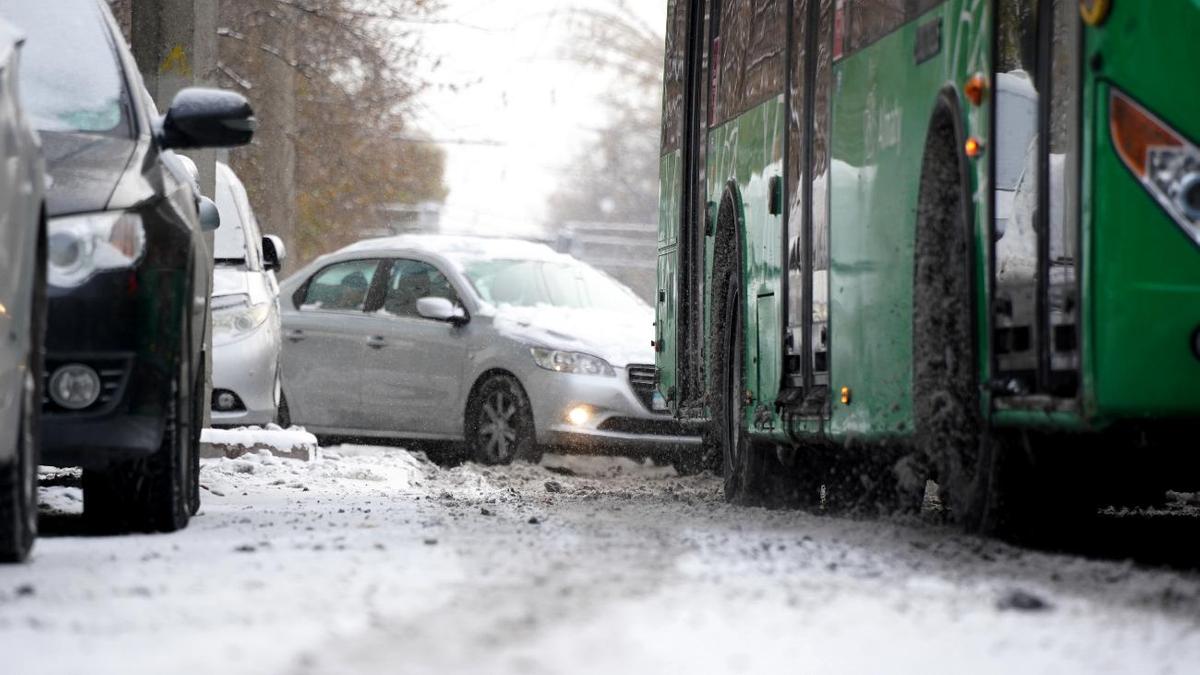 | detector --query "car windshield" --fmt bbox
[1,0,131,135]
[463,258,645,312]
[214,178,248,263]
